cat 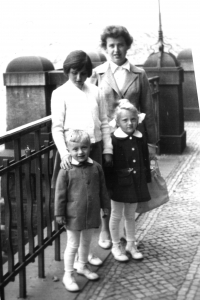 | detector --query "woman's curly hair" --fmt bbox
[100,25,133,50]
